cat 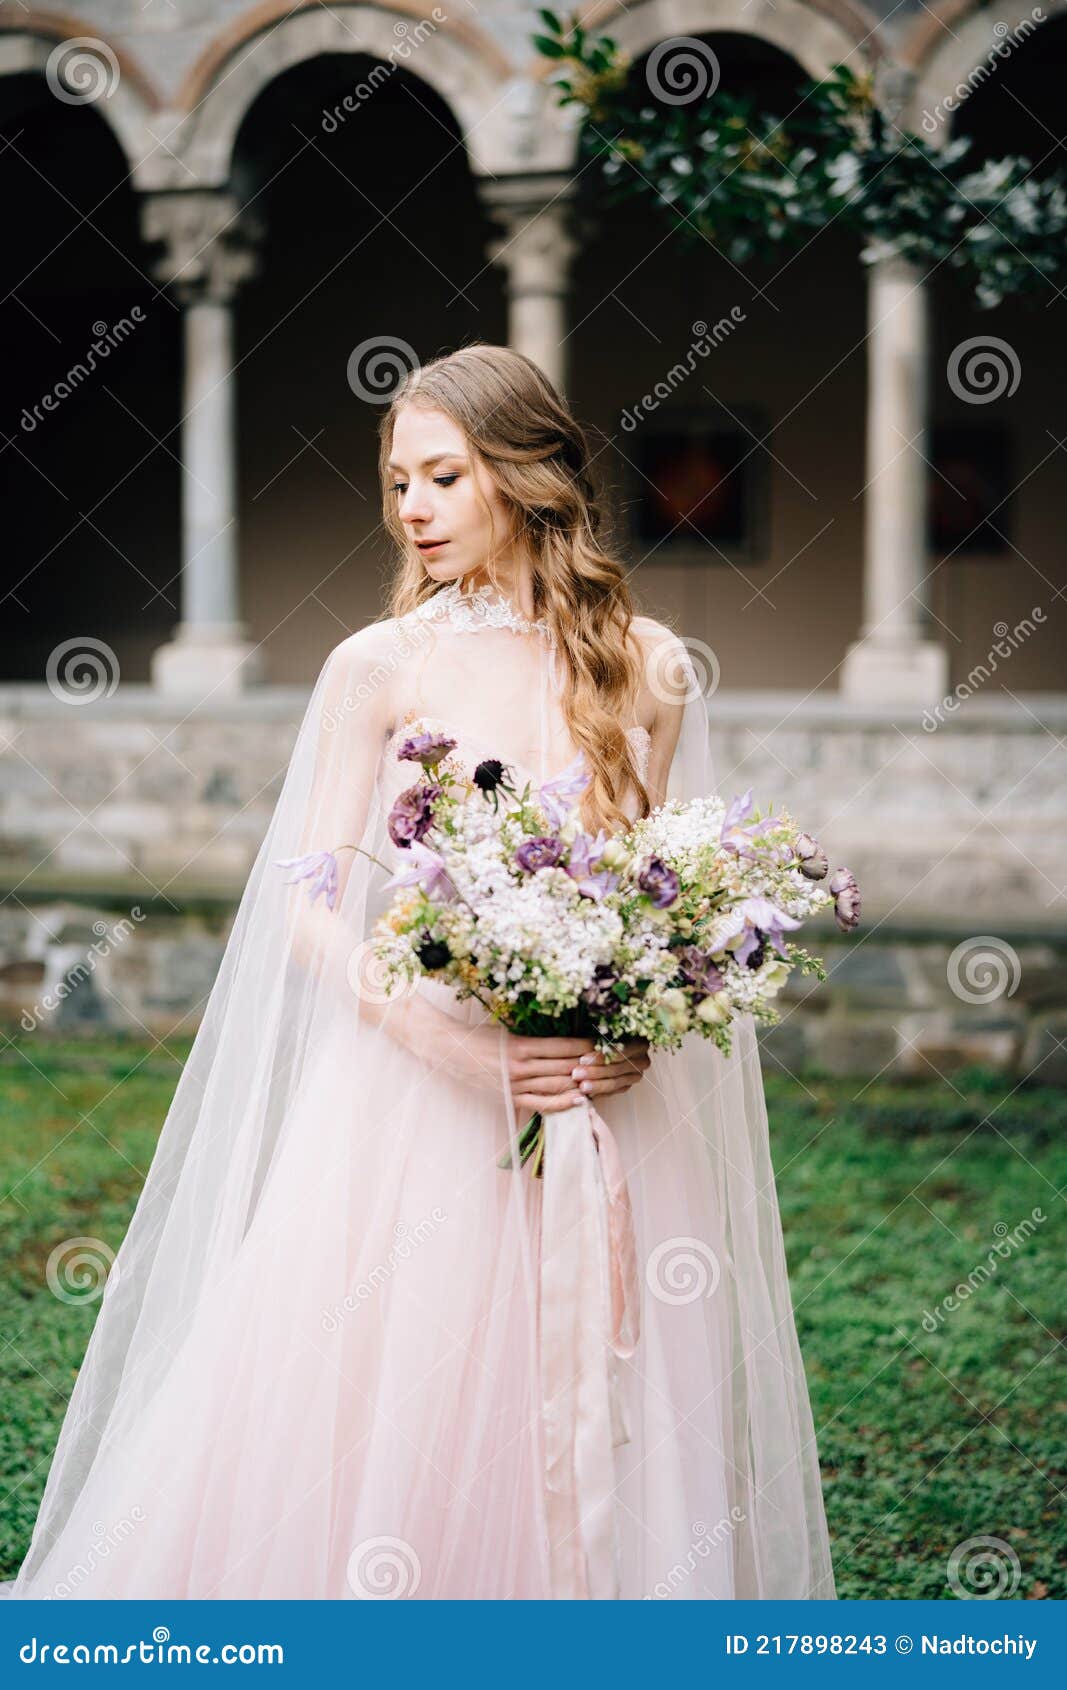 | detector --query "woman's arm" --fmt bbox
[283,628,595,1107]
